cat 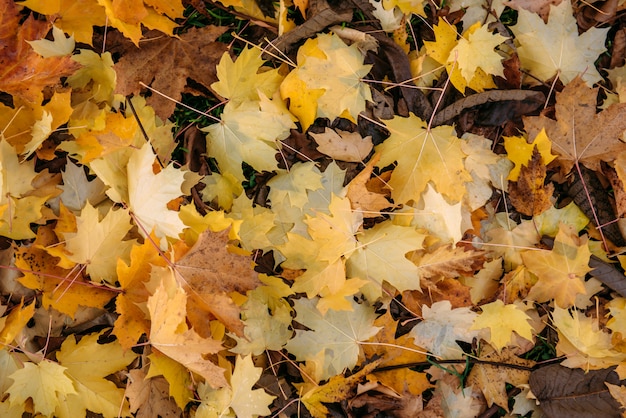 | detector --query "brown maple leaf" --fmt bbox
[509,146,554,216]
[524,77,626,174]
[175,227,261,337]
[0,1,80,104]
[114,26,229,119]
